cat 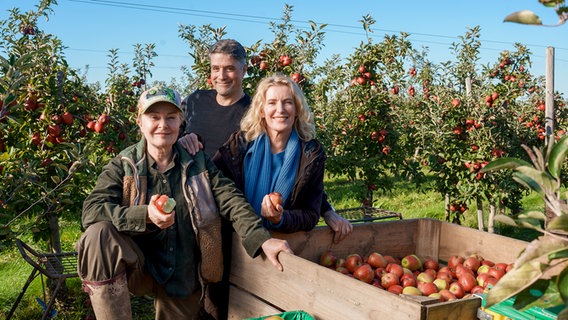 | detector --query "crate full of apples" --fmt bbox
[227,218,527,320]
[319,249,510,301]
